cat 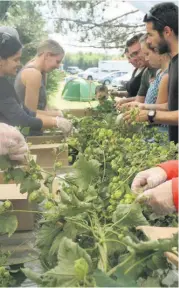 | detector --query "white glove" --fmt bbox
[137,180,176,215]
[115,113,124,124]
[56,117,72,136]
[58,110,64,117]
[131,167,167,193]
[0,123,28,162]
